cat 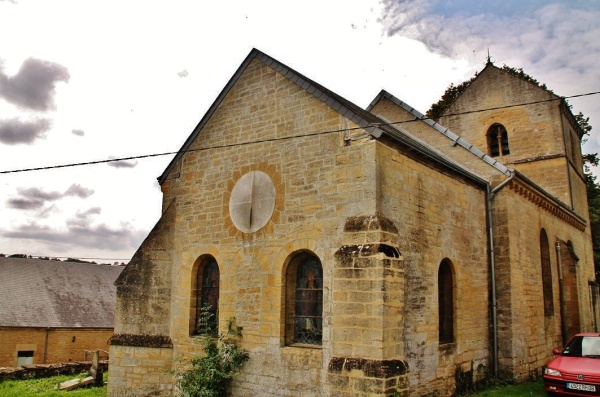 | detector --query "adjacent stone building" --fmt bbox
[108,49,600,396]
[0,258,123,367]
